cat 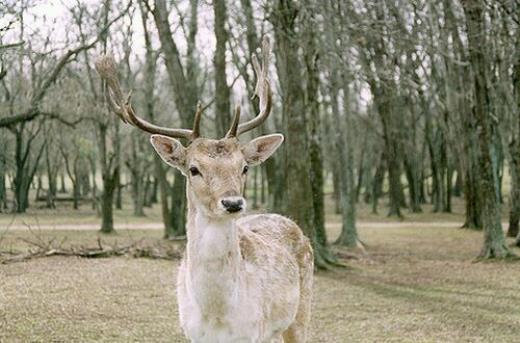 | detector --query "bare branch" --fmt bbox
[0,3,131,128]
[95,55,201,141]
